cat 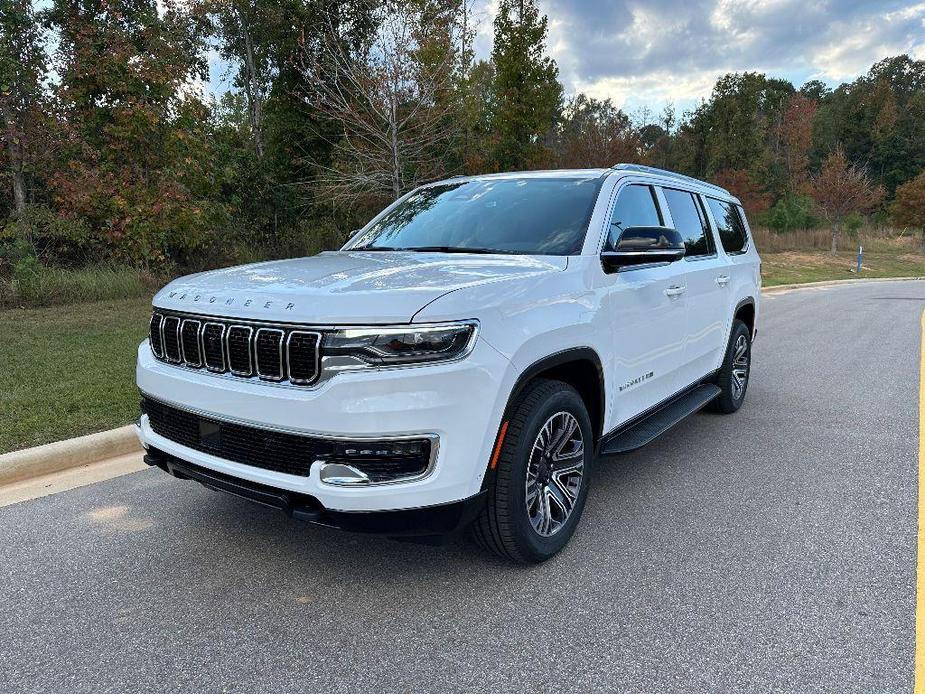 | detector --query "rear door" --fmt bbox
[660,188,731,381]
[599,182,689,425]
[704,196,758,338]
